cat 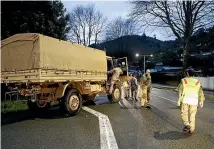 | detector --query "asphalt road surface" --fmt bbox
[2,88,214,149]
